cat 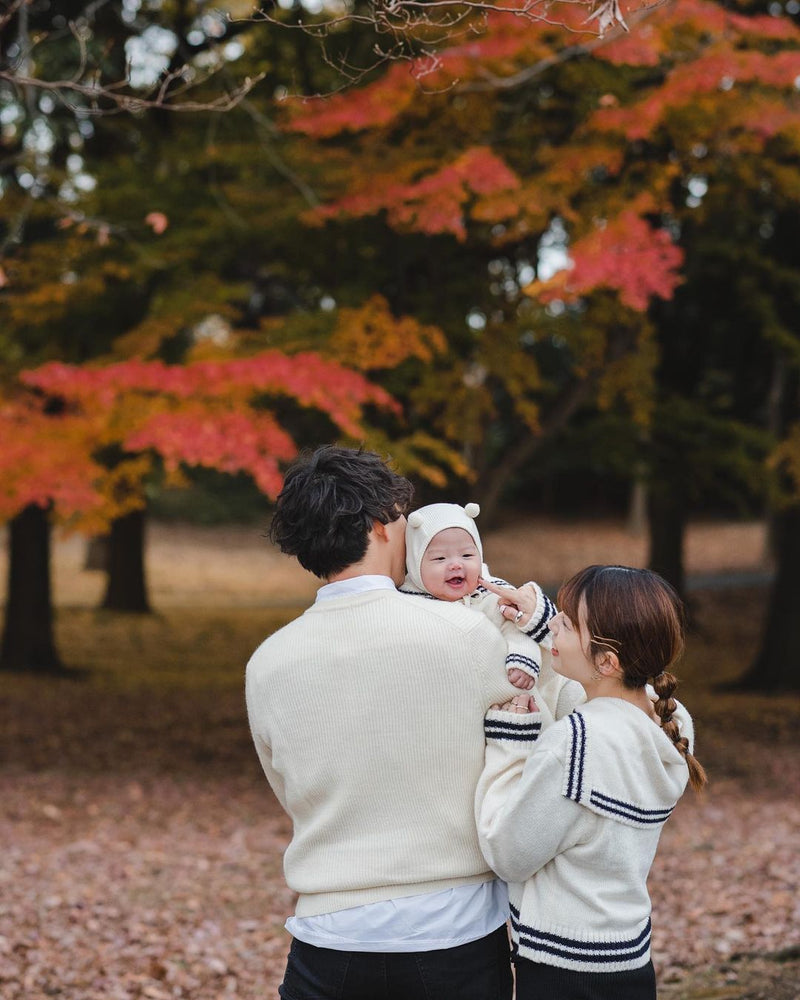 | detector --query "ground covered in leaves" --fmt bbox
[1,520,799,999]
